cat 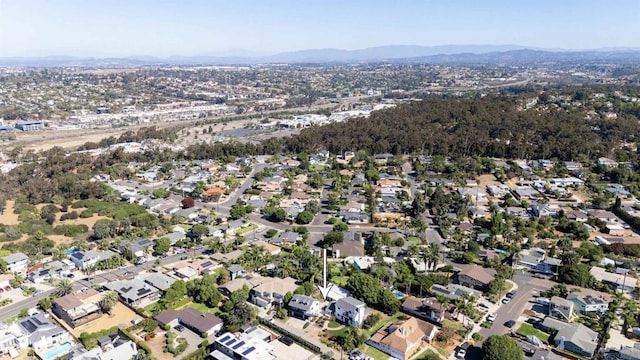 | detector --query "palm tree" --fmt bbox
[99,291,119,315]
[623,299,638,335]
[56,279,74,296]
